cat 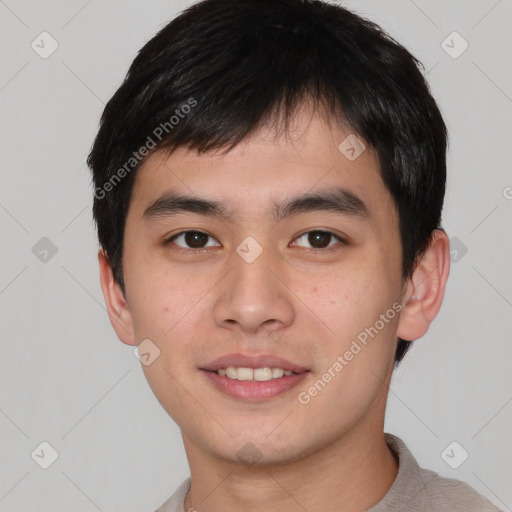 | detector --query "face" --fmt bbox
[113,107,407,464]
